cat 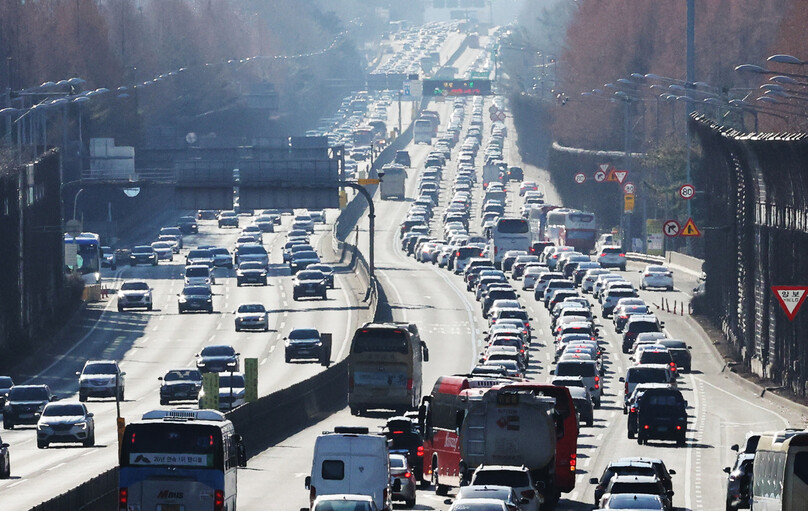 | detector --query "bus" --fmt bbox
[348,322,430,416]
[418,376,512,494]
[559,211,598,254]
[64,232,102,284]
[490,217,532,269]
[545,208,572,247]
[119,409,246,511]
[380,164,407,200]
[414,119,433,144]
[751,429,808,510]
